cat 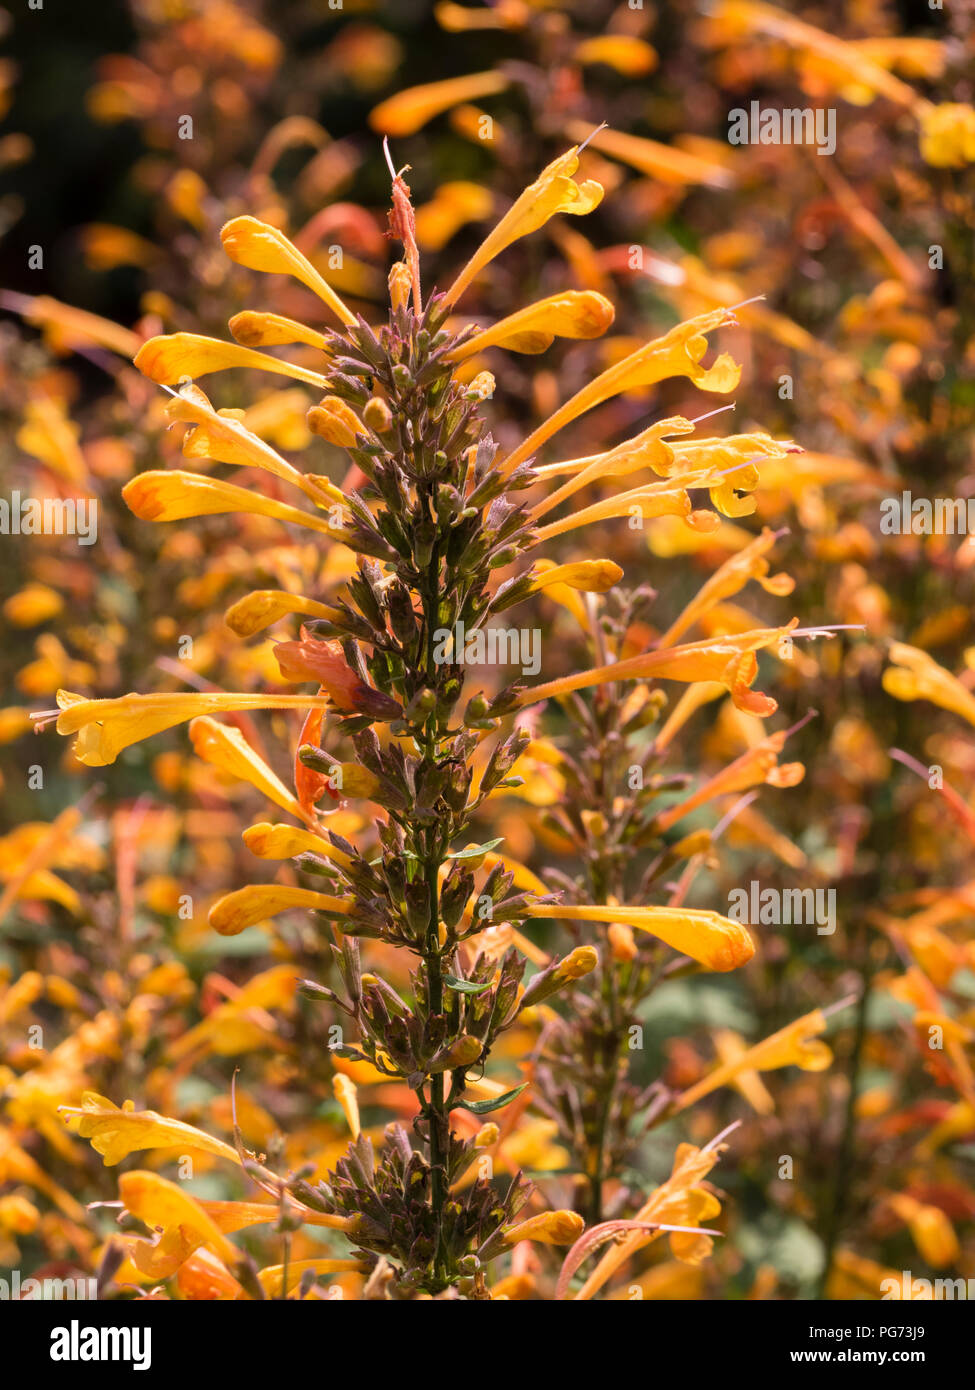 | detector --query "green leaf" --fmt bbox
[448,837,504,861]
[458,1083,528,1114]
[443,974,492,996]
